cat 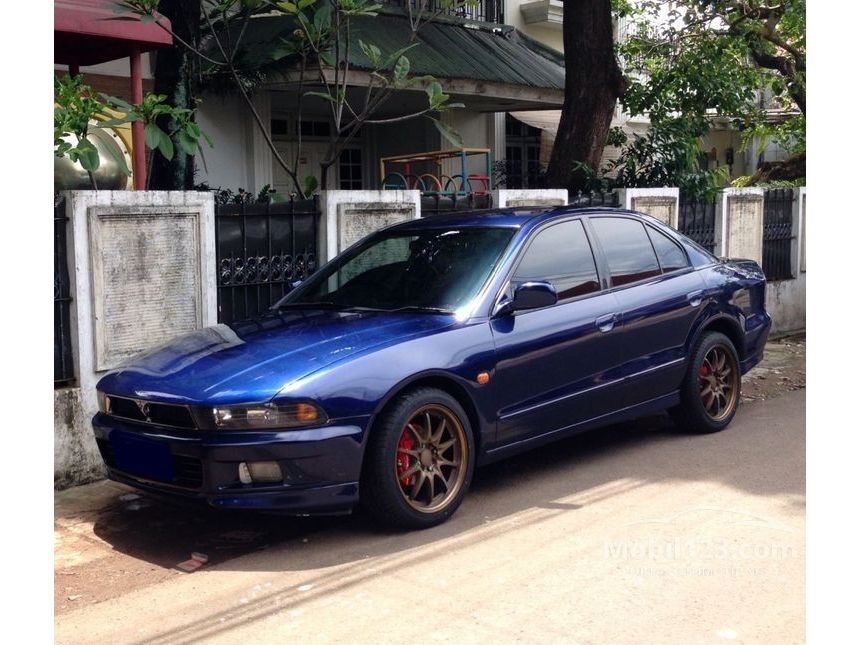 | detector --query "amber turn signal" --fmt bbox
[476,371,491,385]
[295,402,320,422]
